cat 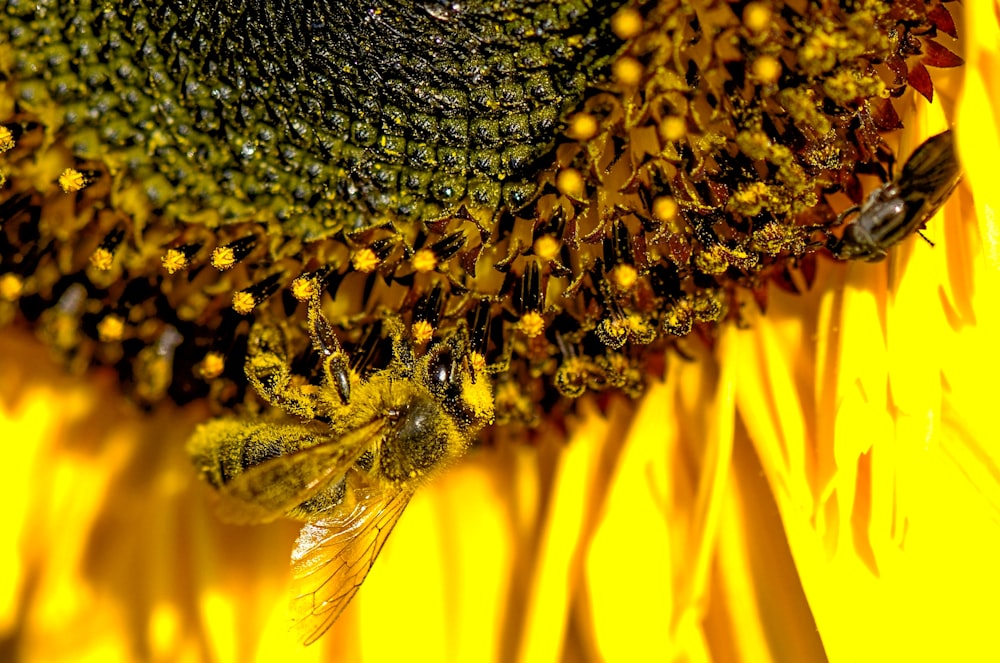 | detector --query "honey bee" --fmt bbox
[829,129,962,261]
[188,295,495,644]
